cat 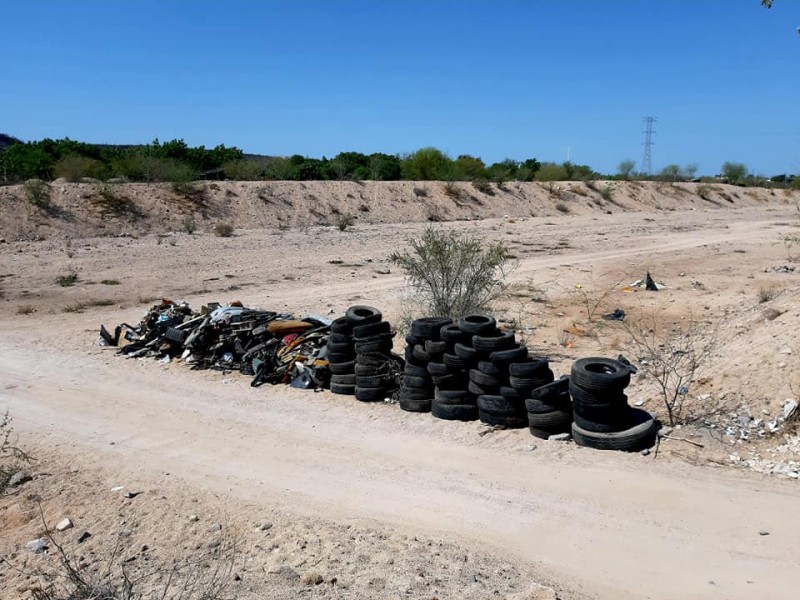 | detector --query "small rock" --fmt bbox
[376,268,390,275]
[120,528,133,537]
[208,522,222,532]
[55,518,73,532]
[110,485,124,492]
[8,470,32,487]
[783,399,798,422]
[27,538,48,554]
[269,565,299,580]
[641,448,651,456]
[78,531,91,543]
[124,491,141,499]
[233,573,241,581]
[525,443,537,451]
[548,433,571,442]
[188,515,199,523]
[779,346,793,355]
[657,426,674,438]
[302,572,324,586]
[759,530,769,536]
[207,540,221,549]
[258,522,273,531]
